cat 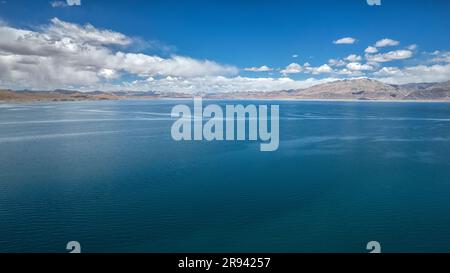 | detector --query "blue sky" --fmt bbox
[0,0,449,92]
